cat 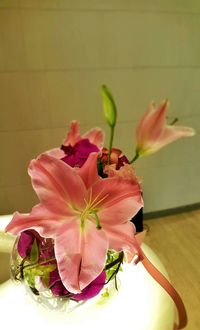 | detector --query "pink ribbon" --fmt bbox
[134,233,187,329]
[141,252,187,329]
